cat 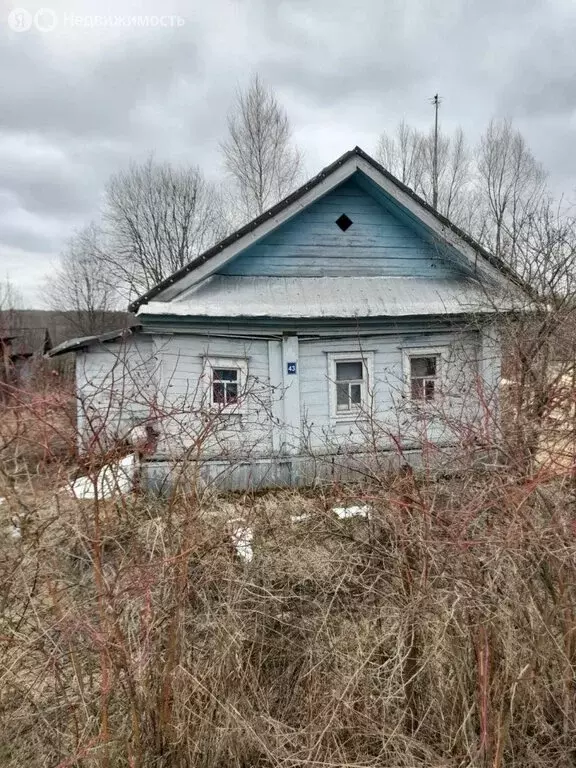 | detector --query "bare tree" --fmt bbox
[0,279,23,397]
[375,119,426,192]
[48,224,122,336]
[221,75,303,219]
[0,278,22,331]
[375,117,576,471]
[476,118,546,261]
[376,121,472,224]
[423,127,471,222]
[101,157,230,299]
[475,135,576,470]
[497,200,576,469]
